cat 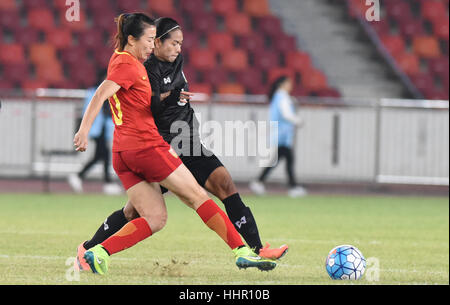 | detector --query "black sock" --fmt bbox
[83,208,128,250]
[222,193,263,253]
